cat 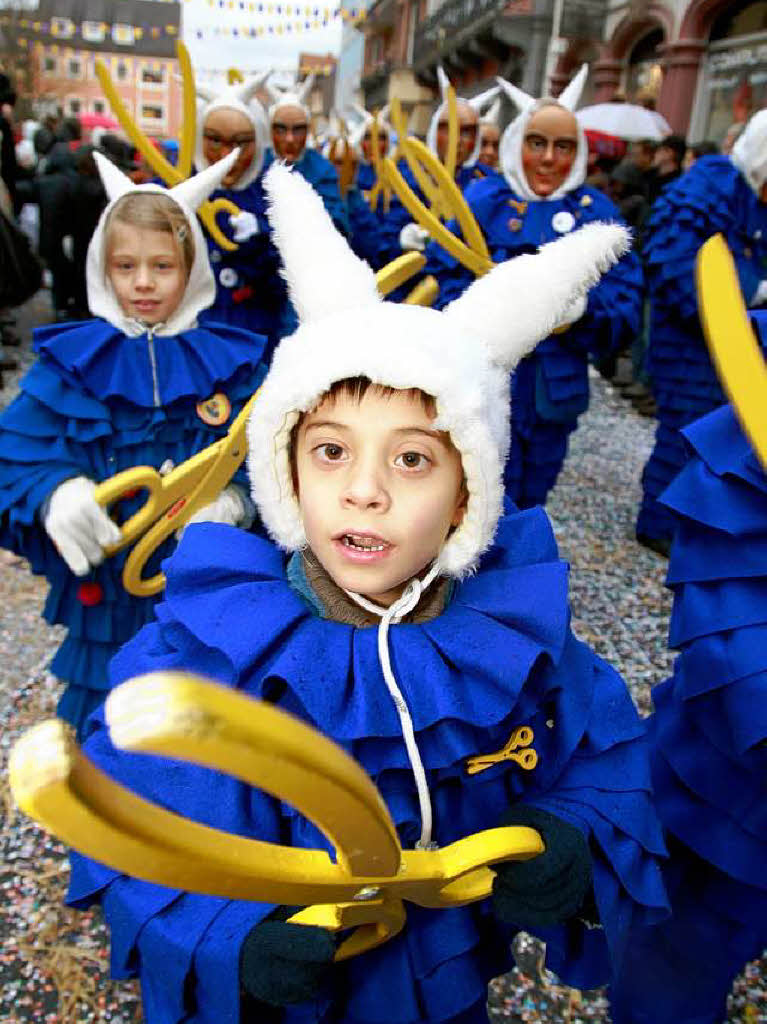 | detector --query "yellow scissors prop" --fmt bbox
[10,671,543,961]
[95,41,241,251]
[696,234,767,469]
[94,390,260,598]
[383,95,493,279]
